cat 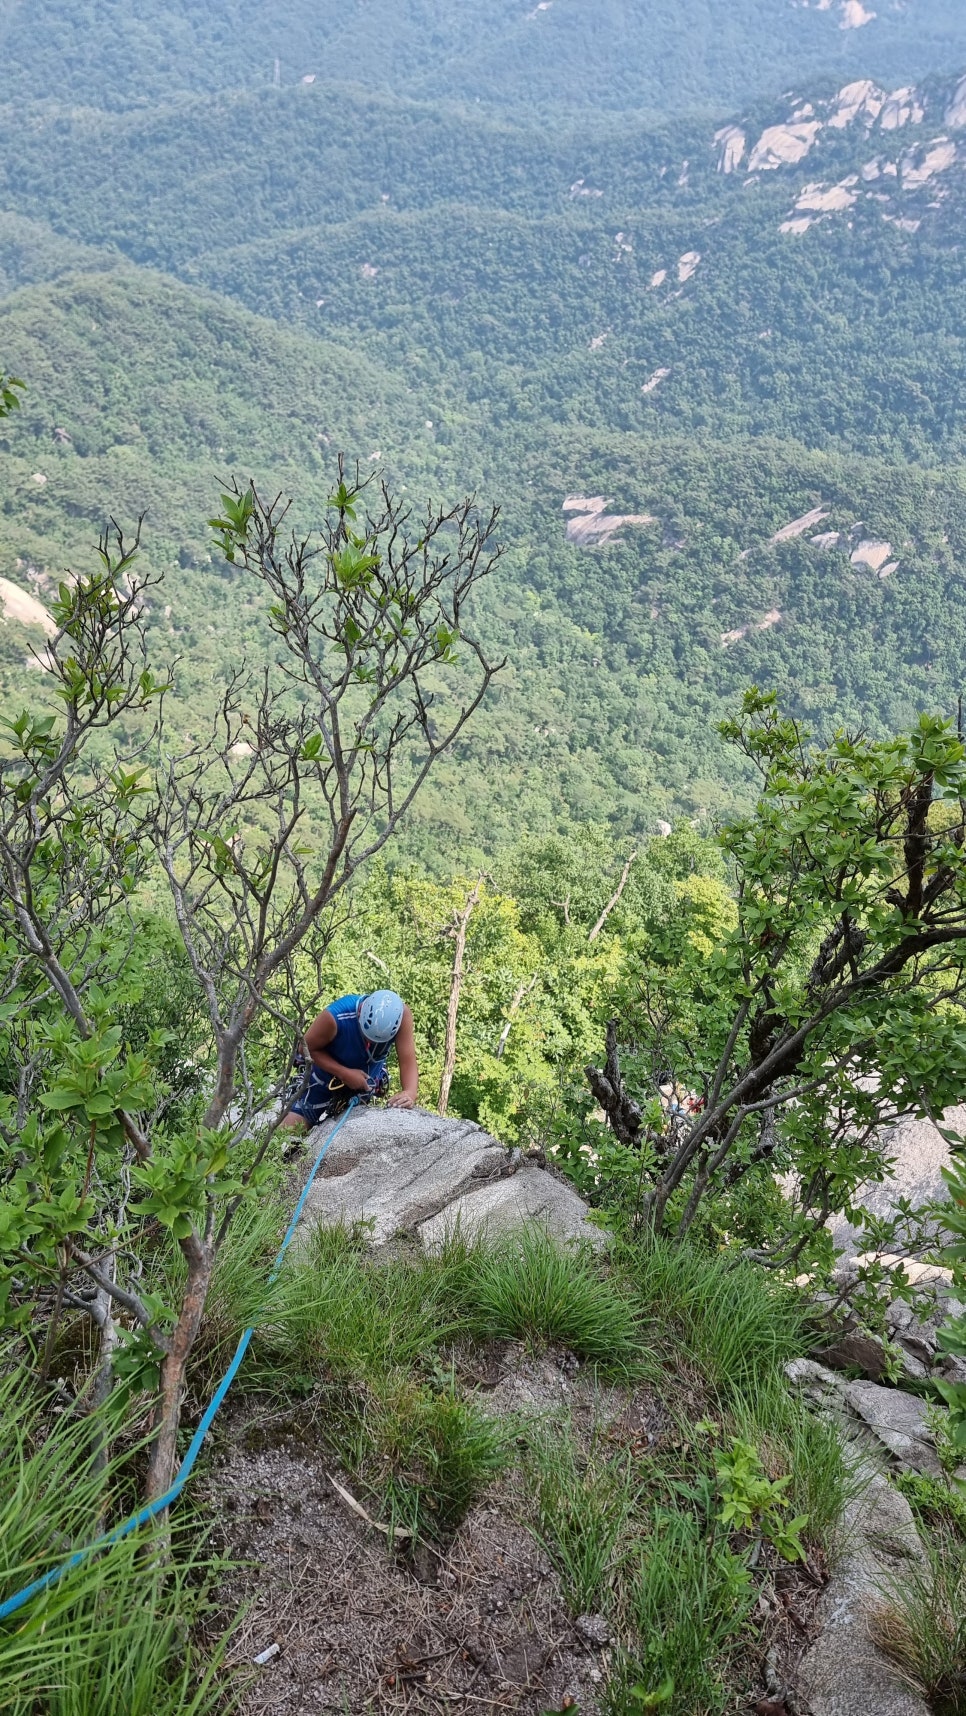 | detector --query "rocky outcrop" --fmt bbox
[420,1162,603,1252]
[0,577,57,636]
[297,1106,602,1251]
[786,1360,960,1714]
[809,1273,964,1392]
[797,1468,931,1716]
[946,75,966,131]
[561,496,656,548]
[714,124,746,173]
[829,1106,964,1255]
[787,1358,964,1483]
[827,81,883,129]
[749,121,822,171]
